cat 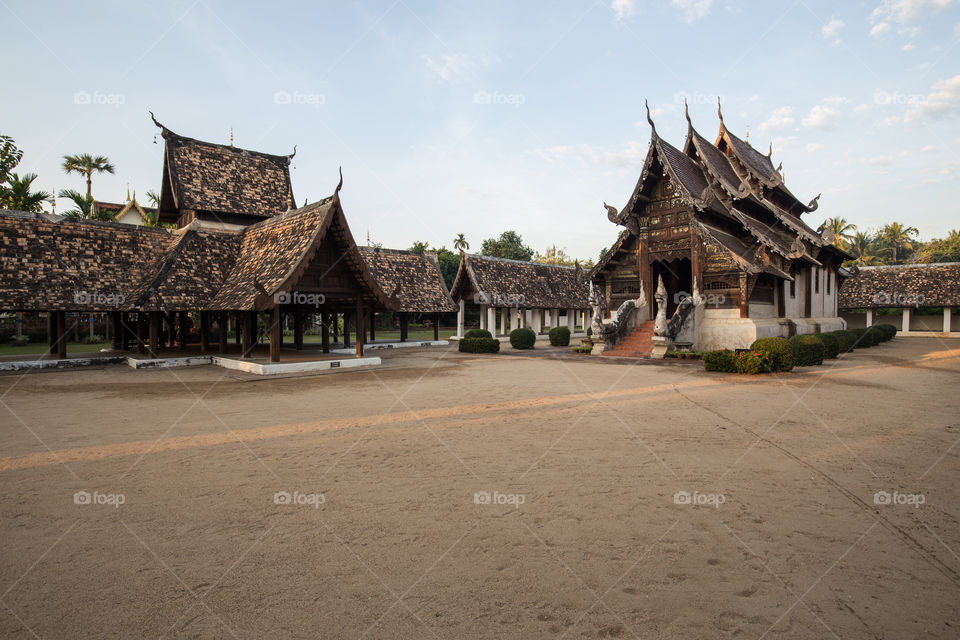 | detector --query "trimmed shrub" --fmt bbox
[586,326,593,338]
[874,323,897,341]
[548,326,571,346]
[734,351,774,374]
[749,337,794,372]
[865,326,885,346]
[830,330,856,353]
[789,334,825,366]
[509,327,536,349]
[703,349,737,372]
[464,328,492,339]
[814,333,839,359]
[850,327,872,348]
[458,337,500,353]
